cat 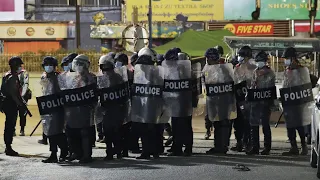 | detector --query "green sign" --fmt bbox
[260,0,313,20]
[224,0,319,20]
[224,0,256,20]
